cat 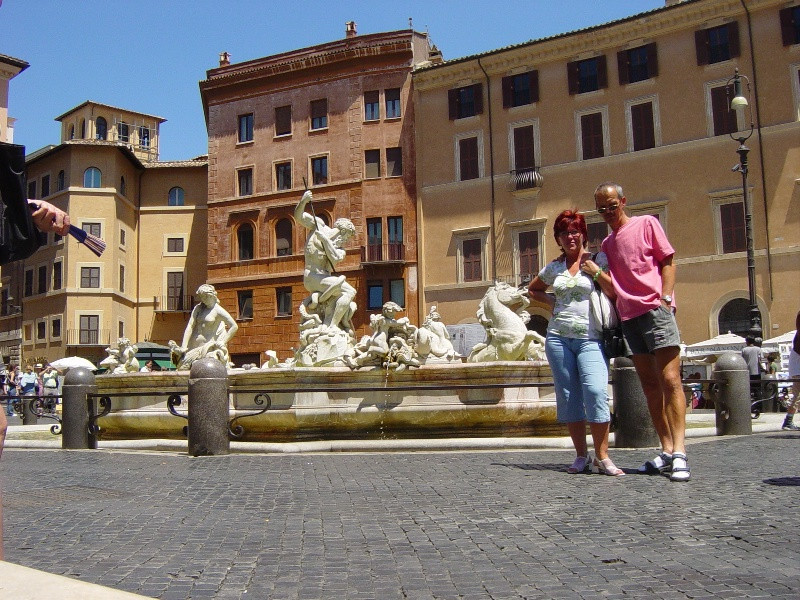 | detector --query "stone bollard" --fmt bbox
[188,358,230,456]
[21,396,38,425]
[611,357,660,448]
[62,367,97,449]
[712,351,752,436]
